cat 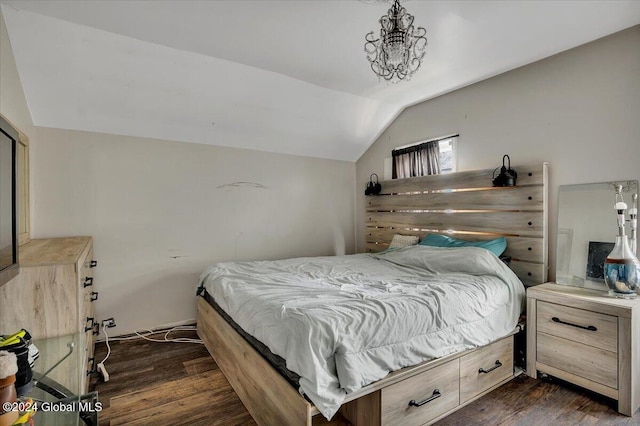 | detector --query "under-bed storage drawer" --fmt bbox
[381,359,459,426]
[460,336,513,403]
